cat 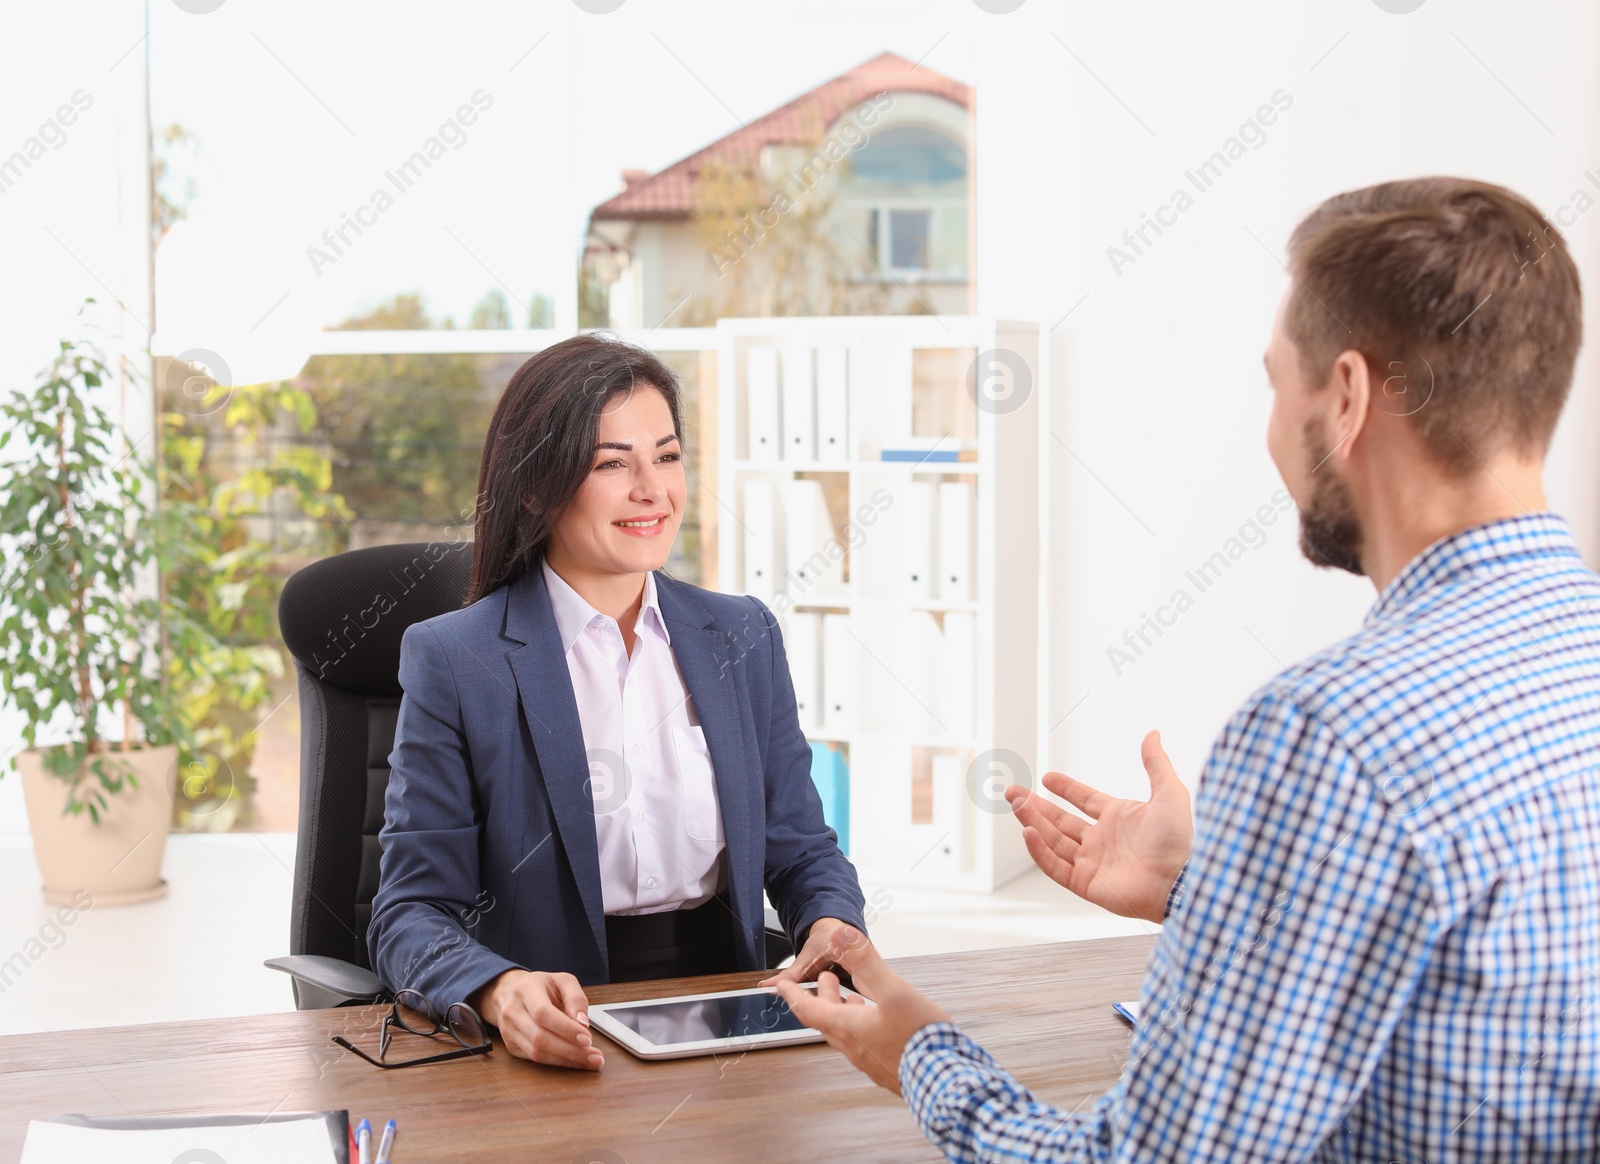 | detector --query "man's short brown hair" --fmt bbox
[1285,176,1582,473]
